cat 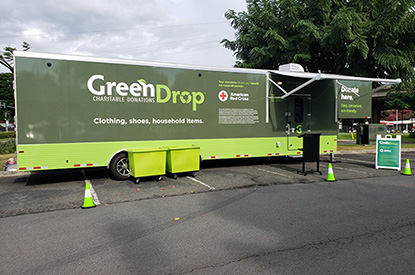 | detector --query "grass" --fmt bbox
[393,134,415,142]
[338,131,415,151]
[338,133,415,141]
[338,144,376,151]
[338,143,415,151]
[0,133,412,163]
[338,132,355,140]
